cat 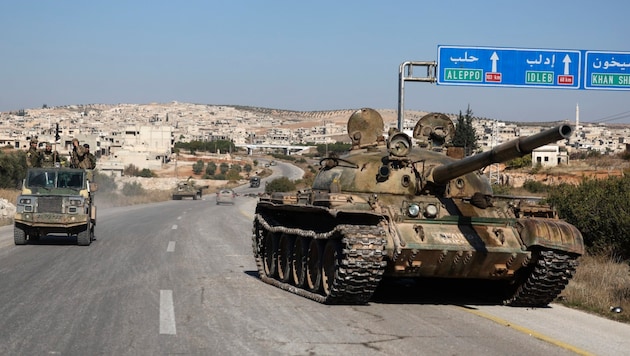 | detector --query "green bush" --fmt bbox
[124,164,140,176]
[491,183,511,195]
[226,168,241,181]
[522,179,548,193]
[121,182,146,196]
[192,160,204,175]
[139,168,156,177]
[0,150,27,188]
[92,170,118,193]
[205,162,217,176]
[265,177,296,193]
[547,176,630,259]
